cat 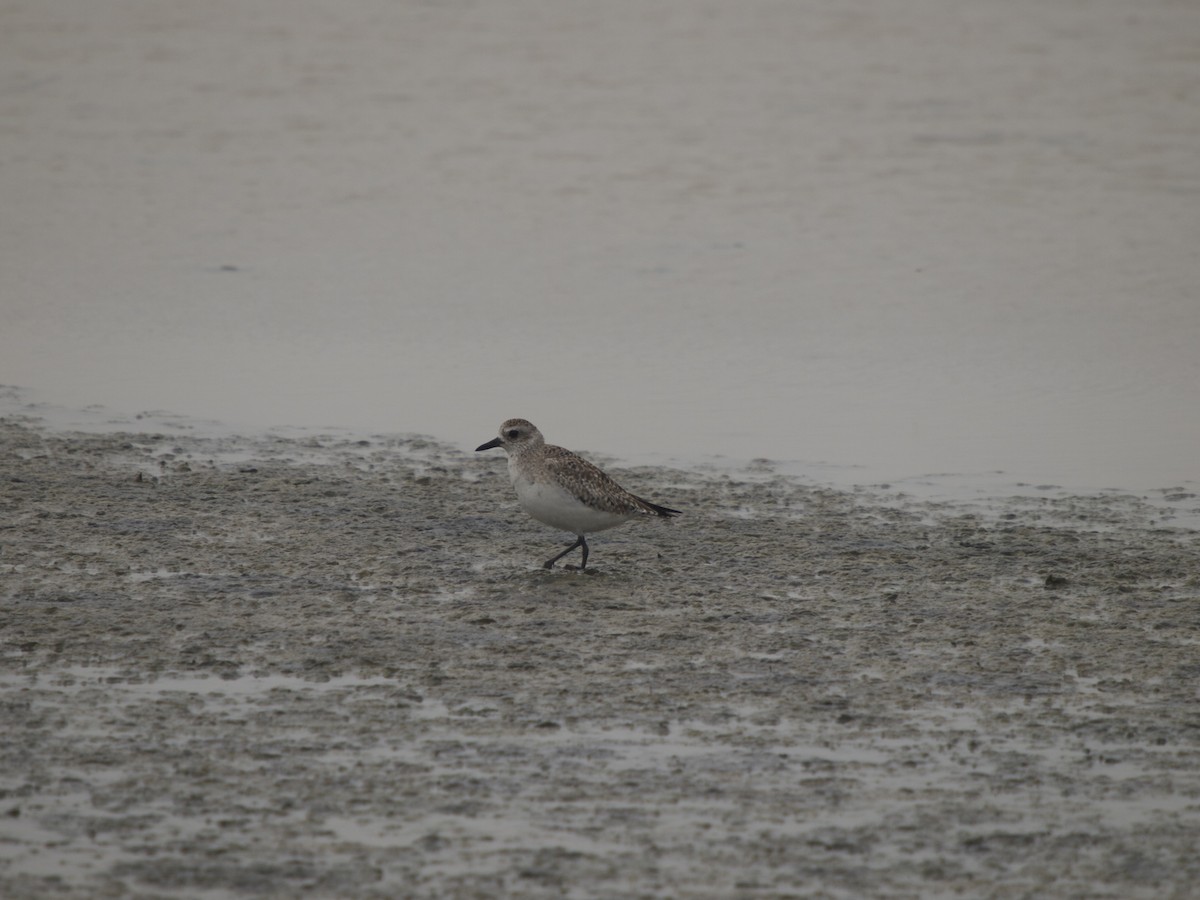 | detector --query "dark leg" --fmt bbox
[543,535,587,570]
